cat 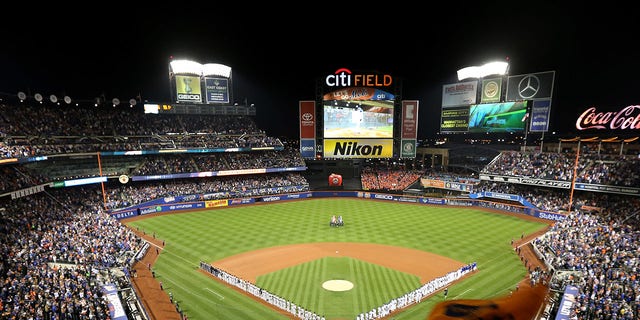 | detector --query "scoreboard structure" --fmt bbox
[440,70,555,134]
[168,59,233,105]
[143,59,255,115]
[300,68,419,161]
